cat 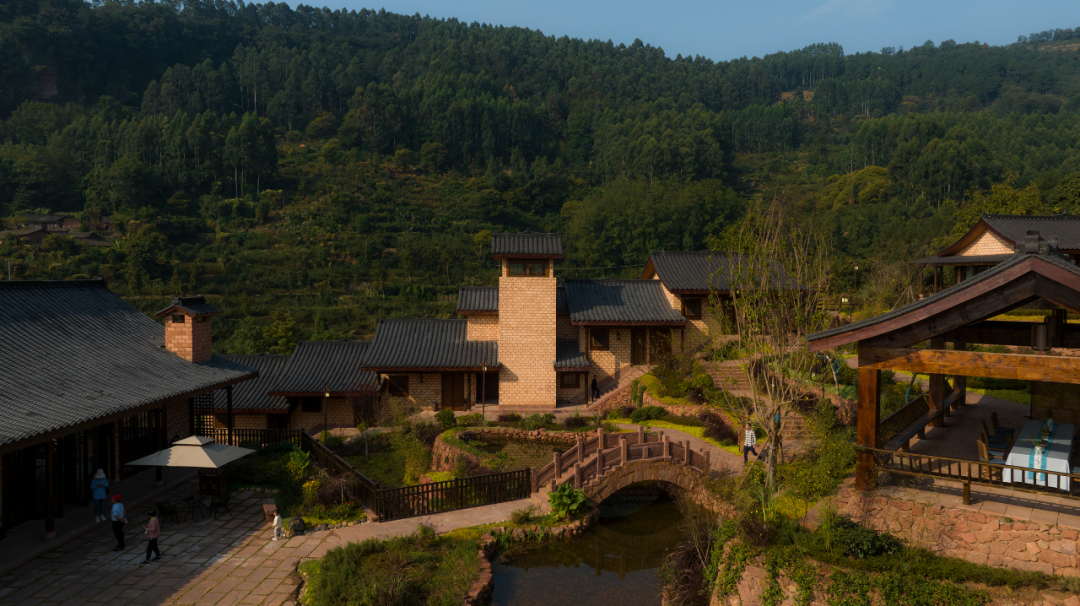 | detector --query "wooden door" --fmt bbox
[631,328,647,365]
[442,373,466,411]
[475,371,499,404]
[649,328,672,364]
